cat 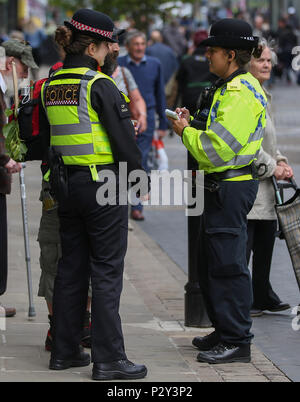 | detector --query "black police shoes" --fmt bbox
[265,302,291,313]
[250,308,264,317]
[192,331,220,351]
[49,347,91,370]
[197,342,251,364]
[92,359,147,380]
